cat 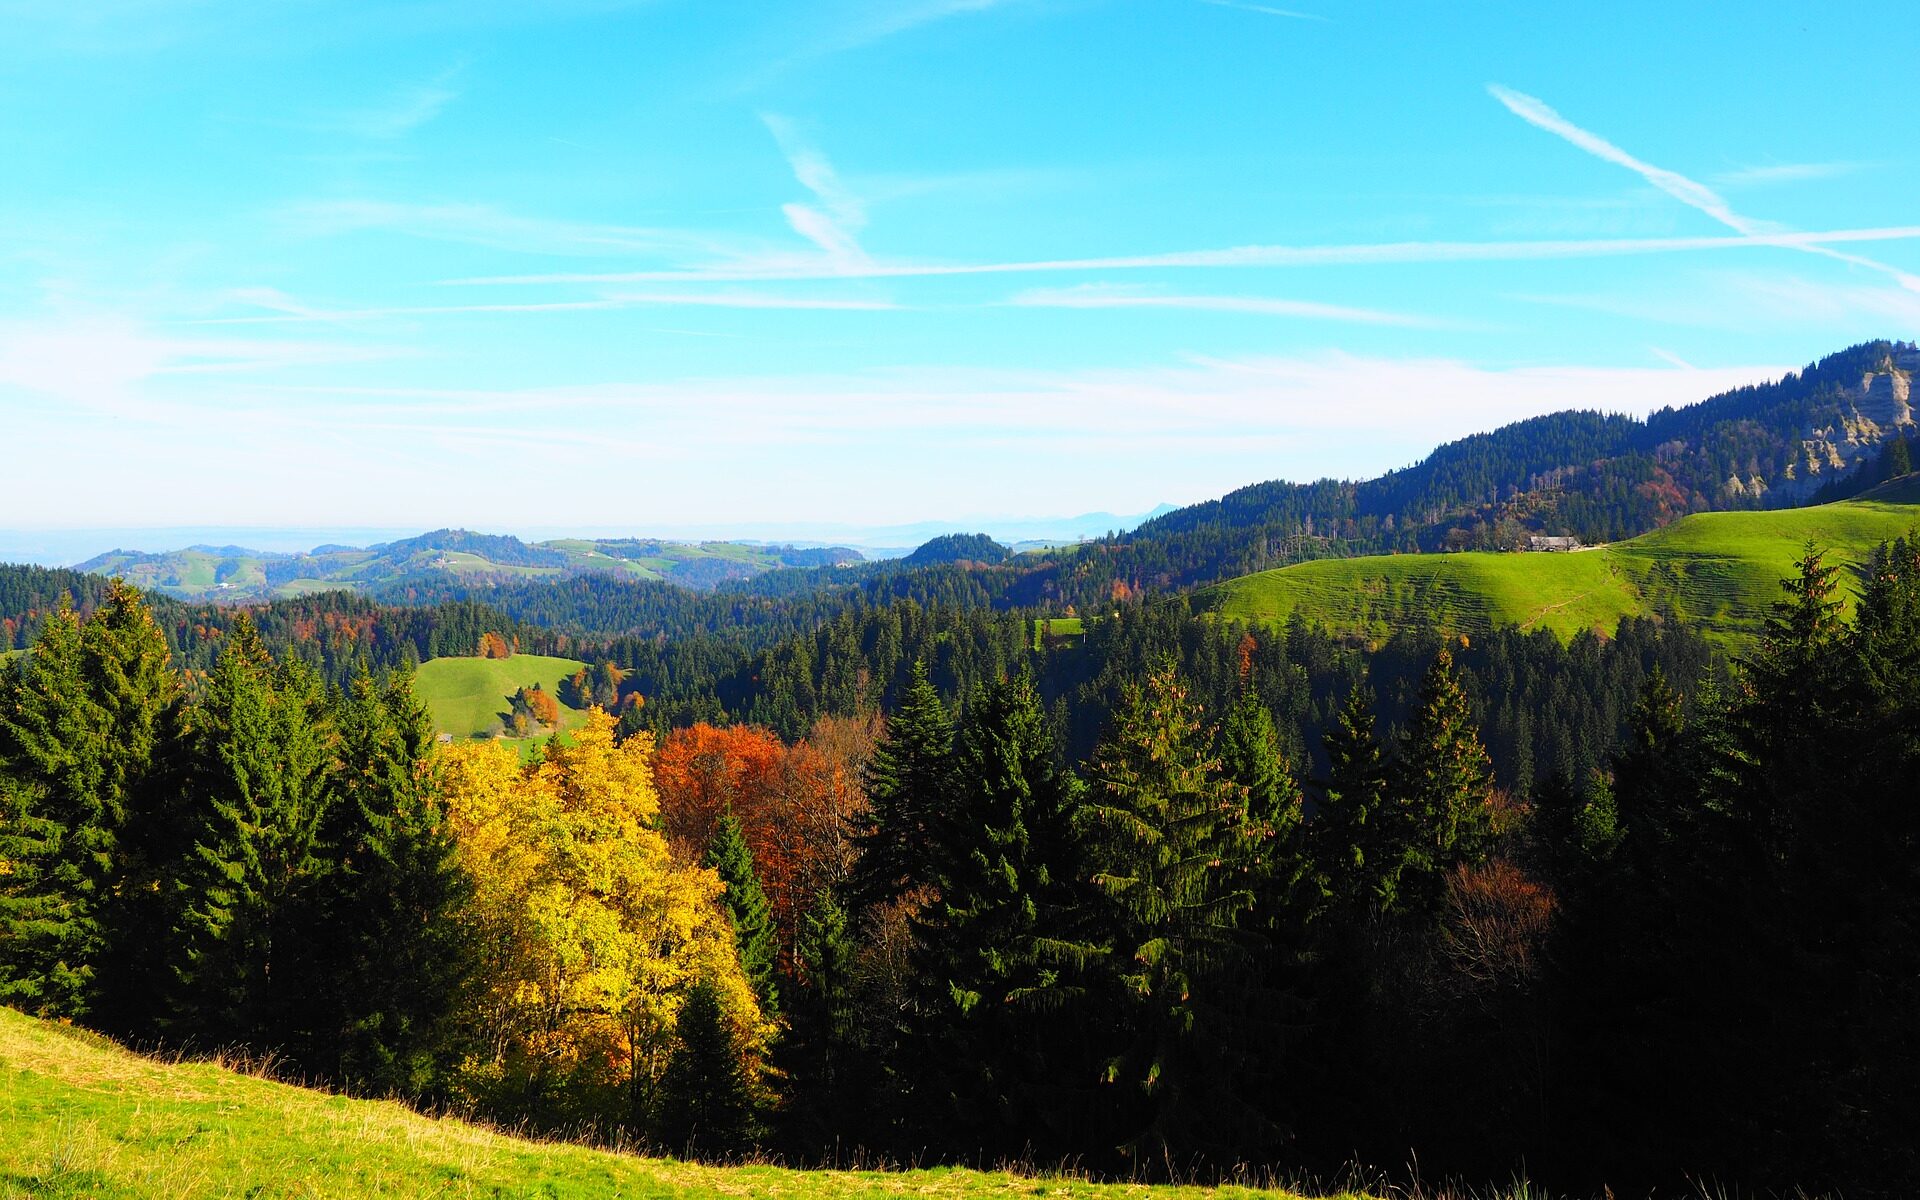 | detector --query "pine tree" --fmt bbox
[84,580,189,1038]
[1392,647,1496,905]
[1743,543,1849,742]
[655,981,755,1157]
[0,772,88,1016]
[845,660,953,917]
[1884,436,1912,481]
[1314,682,1396,916]
[1077,663,1266,1163]
[168,615,335,1044]
[1735,544,1851,859]
[1219,692,1299,832]
[79,580,181,843]
[300,665,475,1096]
[0,603,109,1017]
[910,668,1085,1151]
[779,890,866,1151]
[1856,535,1920,756]
[1218,692,1305,923]
[703,811,780,1020]
[1611,668,1692,864]
[0,583,182,1027]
